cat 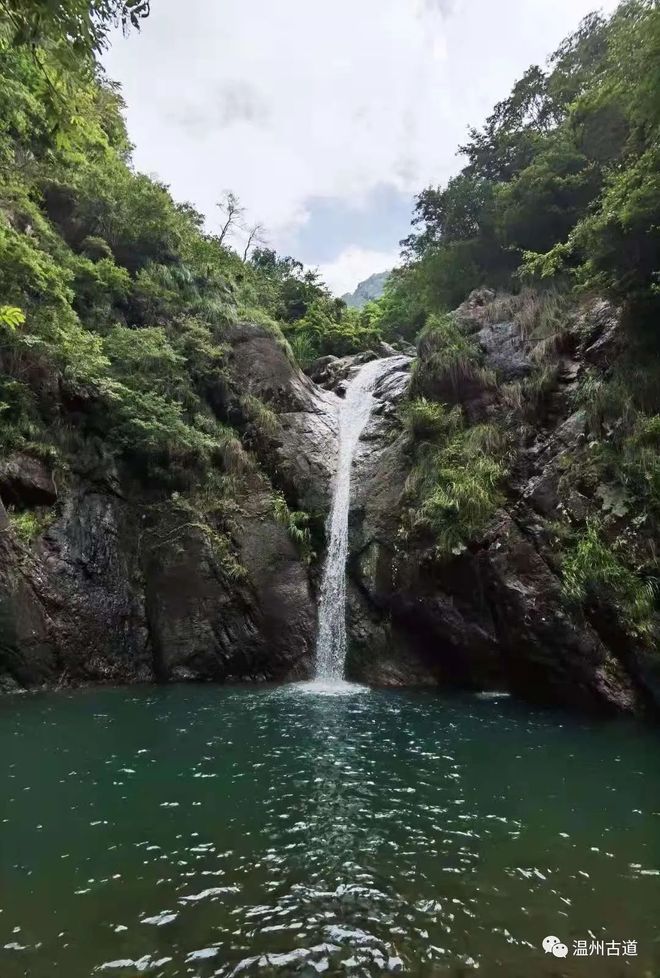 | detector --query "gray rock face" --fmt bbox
[343,294,657,717]
[341,271,390,309]
[0,454,57,508]
[580,299,624,369]
[226,323,338,512]
[308,350,379,395]
[0,483,149,688]
[0,323,325,692]
[1,303,655,718]
[477,321,533,380]
[145,483,314,683]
